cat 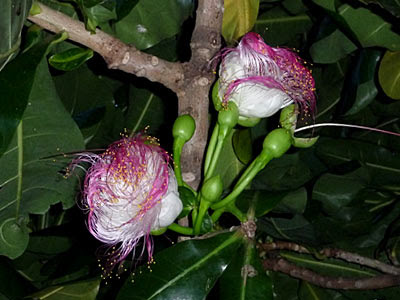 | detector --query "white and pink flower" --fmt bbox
[70,135,182,268]
[218,32,316,118]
